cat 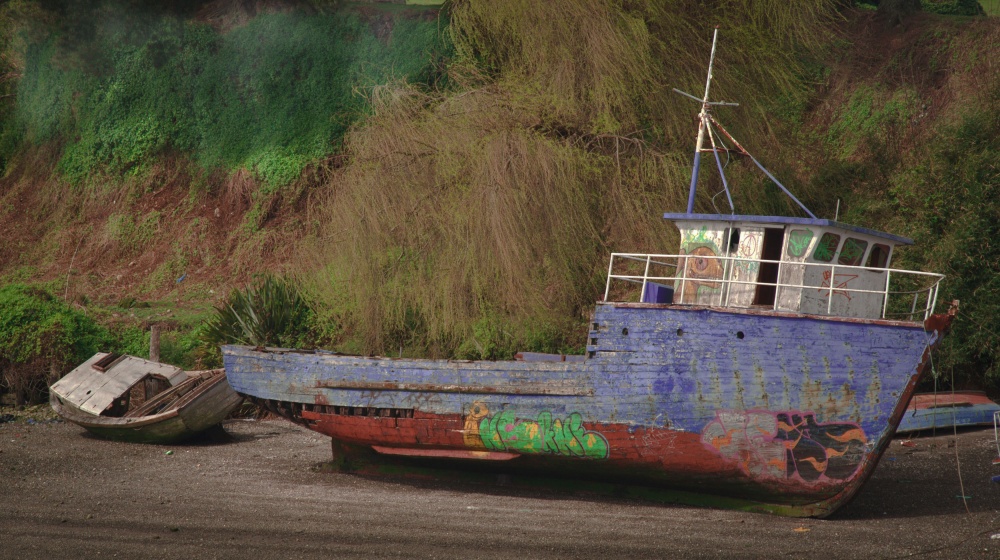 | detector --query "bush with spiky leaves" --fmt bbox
[203,275,311,349]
